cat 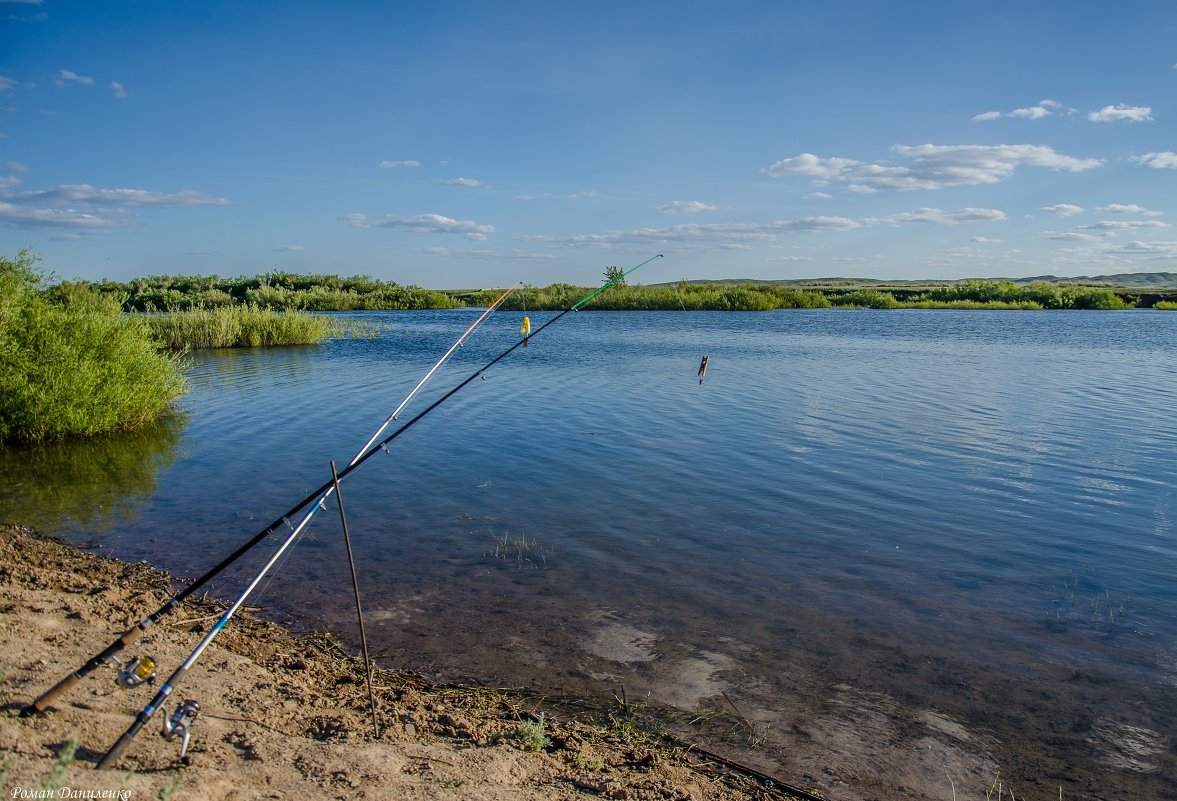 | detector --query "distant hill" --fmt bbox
[655,272,1177,290]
